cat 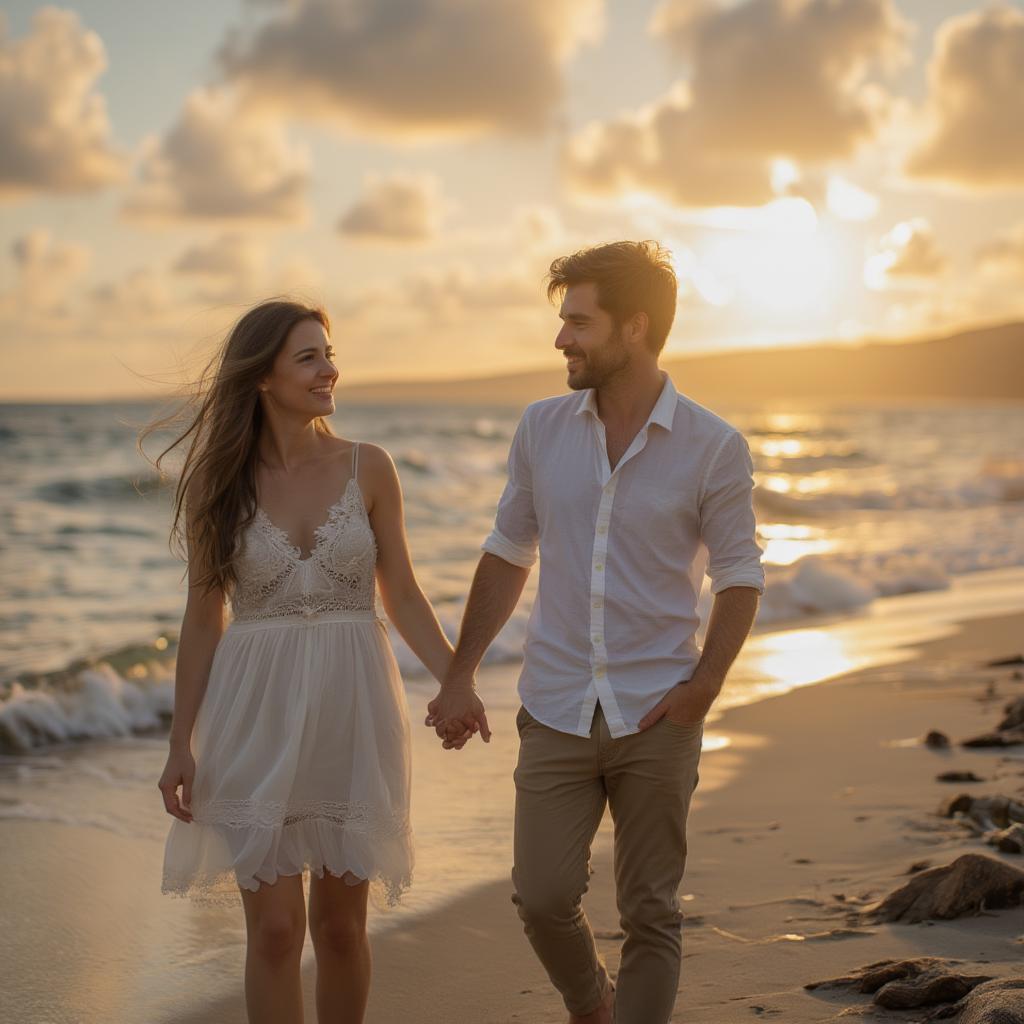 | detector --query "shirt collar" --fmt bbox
[574,388,600,419]
[649,373,678,432]
[574,372,677,433]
